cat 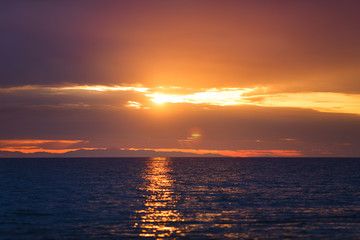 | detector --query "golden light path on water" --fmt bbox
[135,157,183,238]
